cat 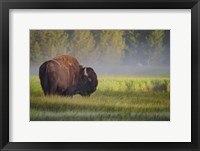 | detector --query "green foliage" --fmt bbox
[30,30,68,63]
[96,30,125,65]
[30,30,170,66]
[69,30,95,63]
[30,76,170,121]
[31,42,41,63]
[146,30,165,65]
[123,30,168,66]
